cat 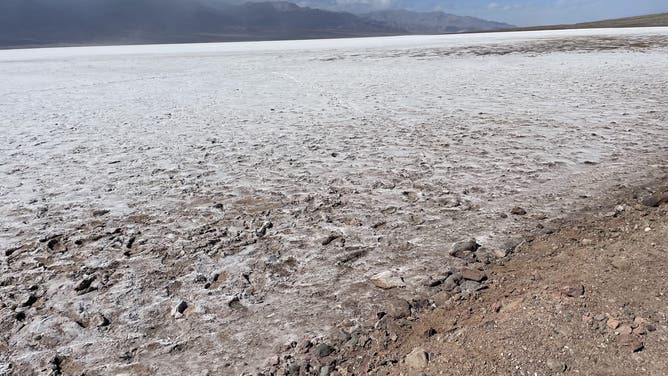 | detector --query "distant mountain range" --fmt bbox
[364,10,513,33]
[0,0,513,49]
[510,12,668,31]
